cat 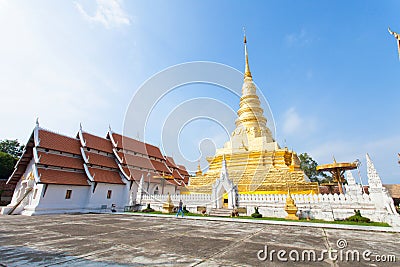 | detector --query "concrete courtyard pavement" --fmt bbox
[0,213,399,266]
